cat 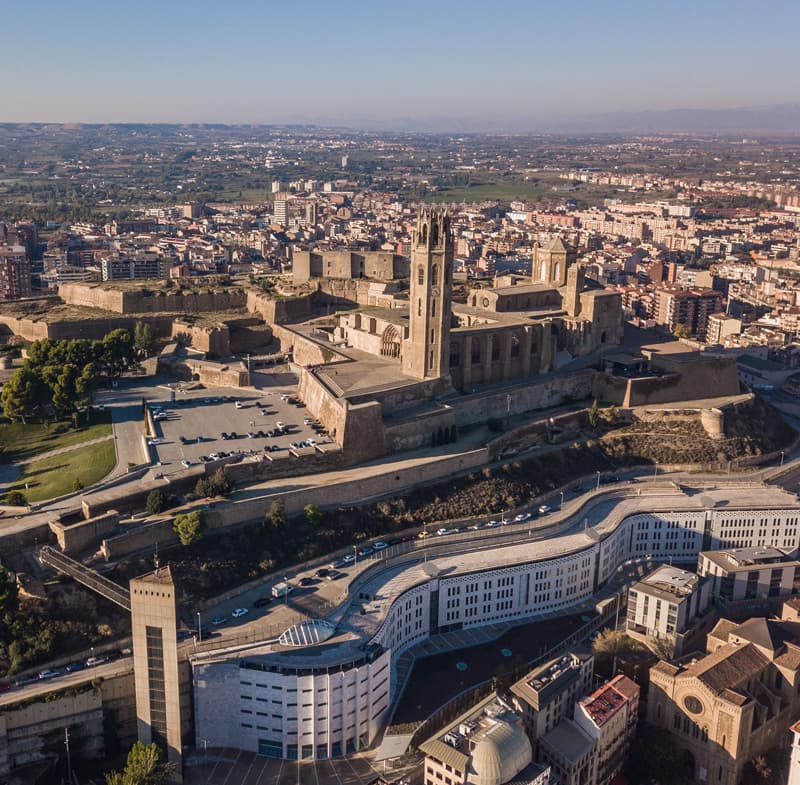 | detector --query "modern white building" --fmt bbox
[626,565,711,654]
[697,546,800,603]
[191,487,800,761]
